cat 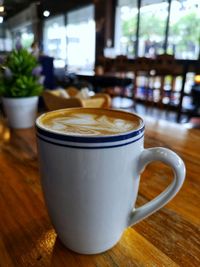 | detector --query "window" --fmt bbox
[139,0,168,57]
[114,0,137,58]
[66,5,95,72]
[43,5,95,70]
[115,0,200,59]
[167,0,200,59]
[43,15,67,68]
[12,25,34,49]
